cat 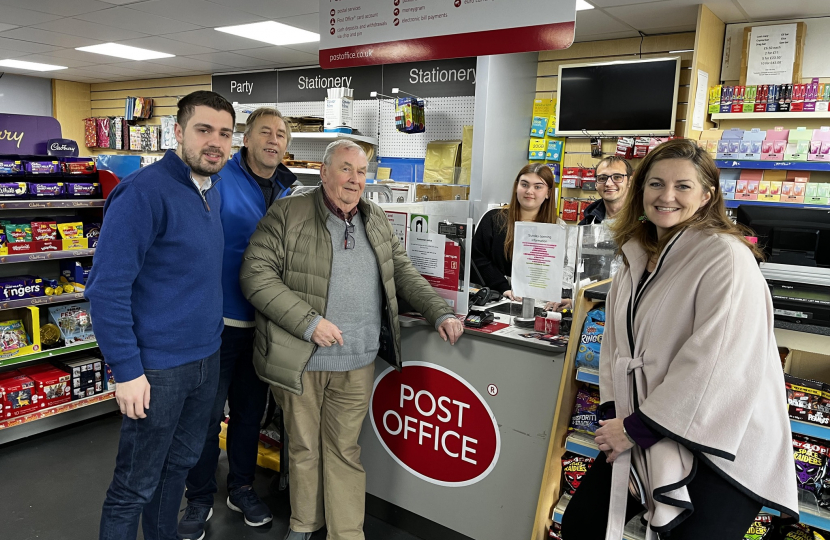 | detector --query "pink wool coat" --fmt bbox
[599,228,798,539]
